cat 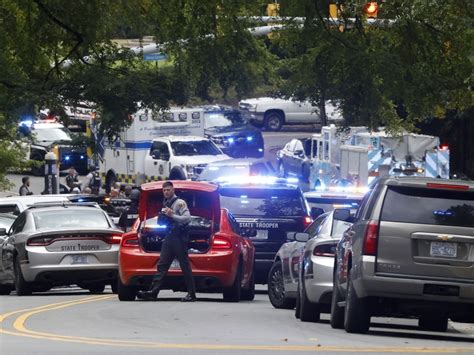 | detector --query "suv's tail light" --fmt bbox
[303,216,312,228]
[212,235,232,250]
[103,234,122,244]
[121,235,139,248]
[363,221,379,256]
[27,236,54,246]
[313,244,336,257]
